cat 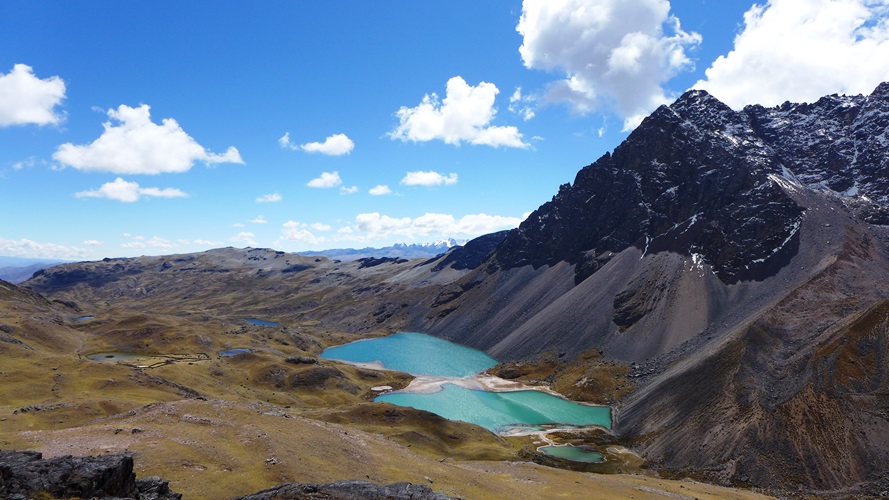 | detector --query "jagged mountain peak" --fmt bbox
[670,88,735,116]
[870,80,889,97]
[491,84,889,286]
